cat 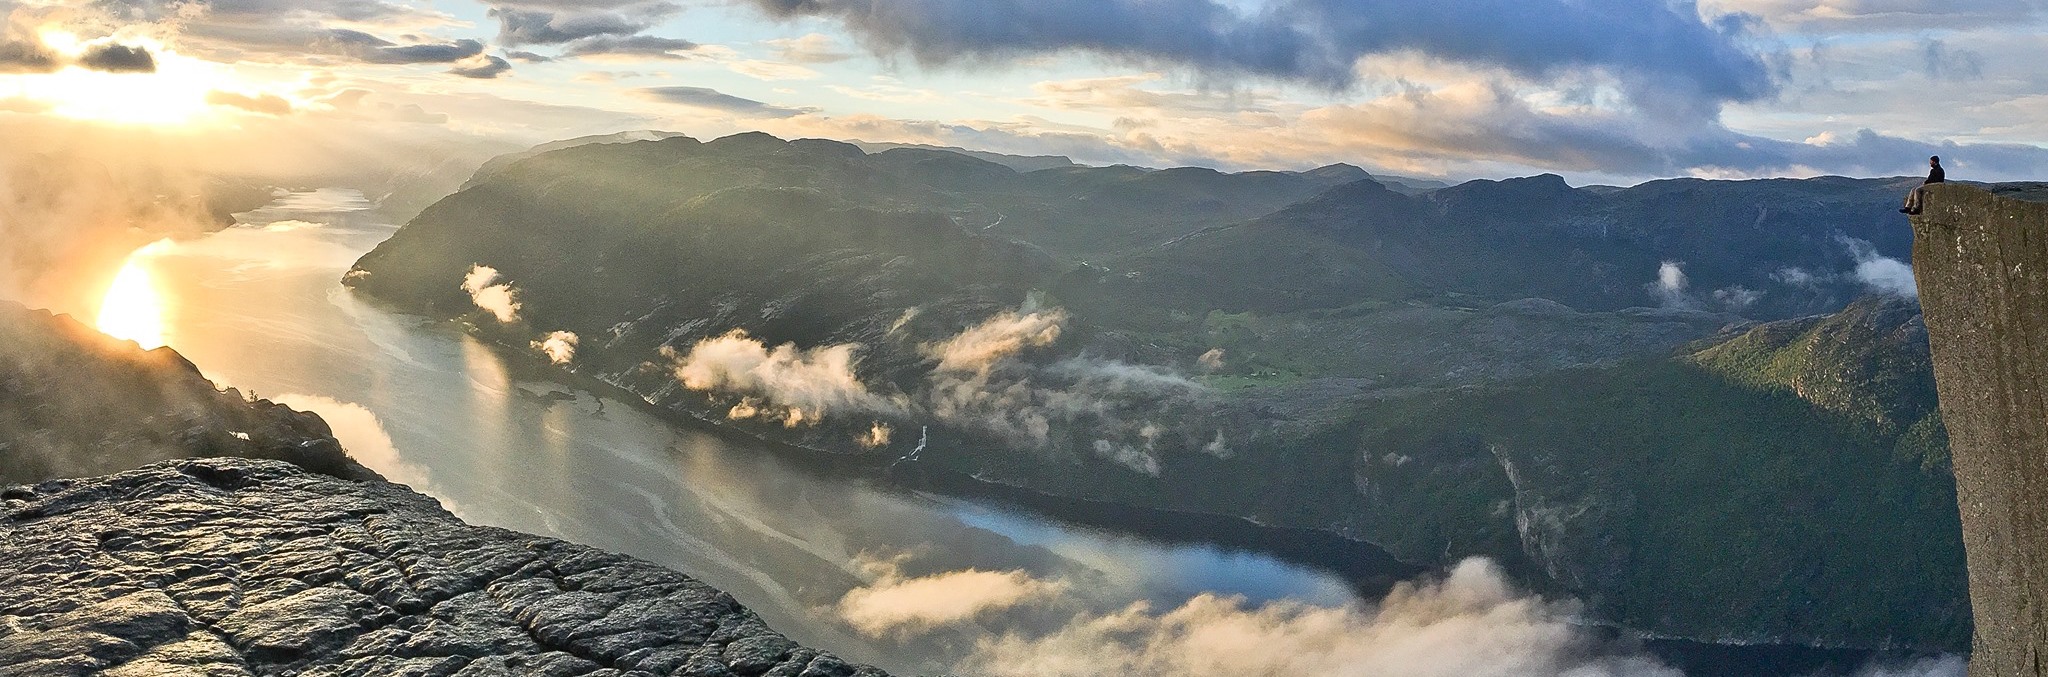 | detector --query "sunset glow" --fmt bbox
[1,36,242,127]
[96,240,174,349]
